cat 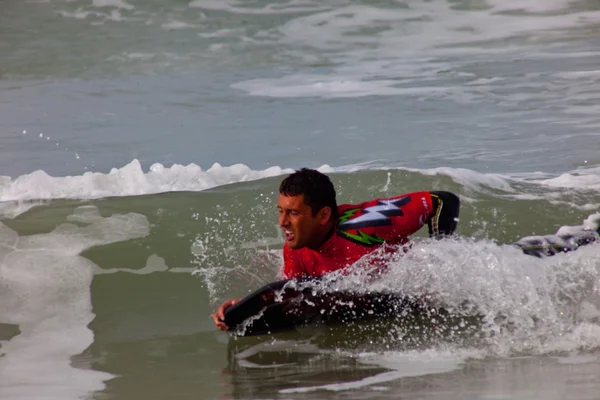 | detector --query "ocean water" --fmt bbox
[1,0,600,399]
